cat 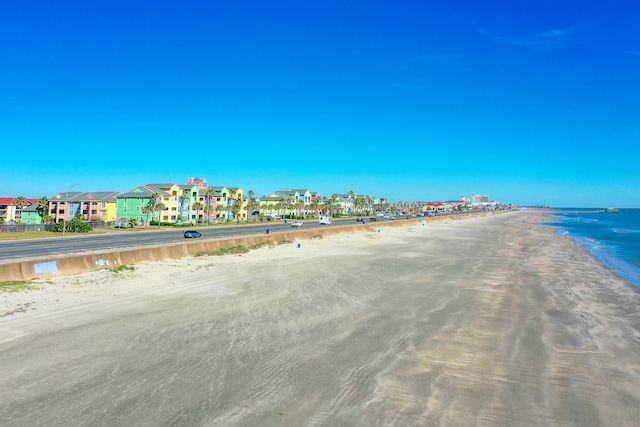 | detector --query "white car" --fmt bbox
[291,221,304,227]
